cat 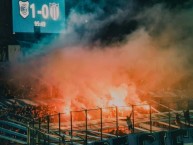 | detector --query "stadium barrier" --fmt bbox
[89,128,193,145]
